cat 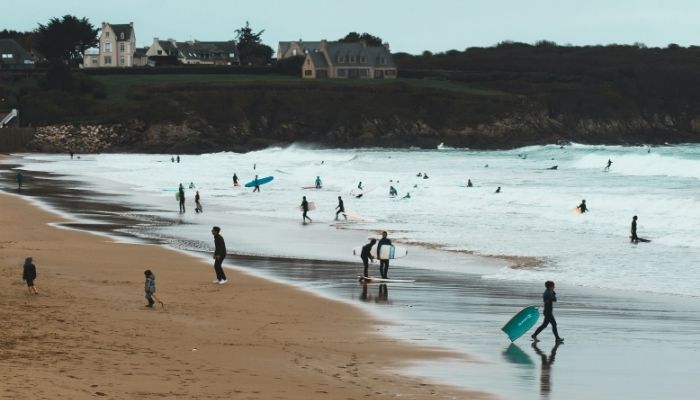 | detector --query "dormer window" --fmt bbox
[349,56,356,63]
[120,32,124,40]
[292,49,298,56]
[360,56,366,63]
[105,32,110,38]
[337,56,344,63]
